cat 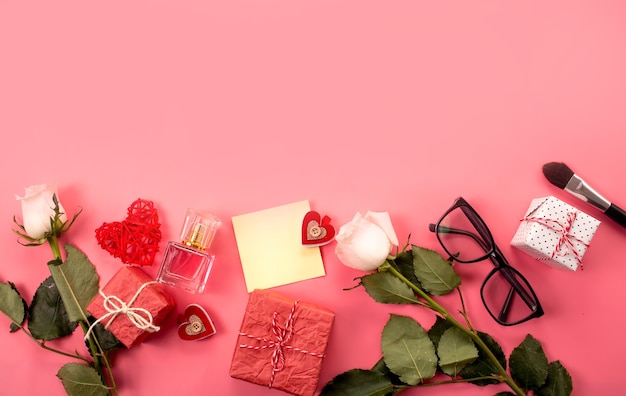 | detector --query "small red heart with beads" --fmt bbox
[302,211,335,247]
[94,199,162,266]
[177,304,216,341]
